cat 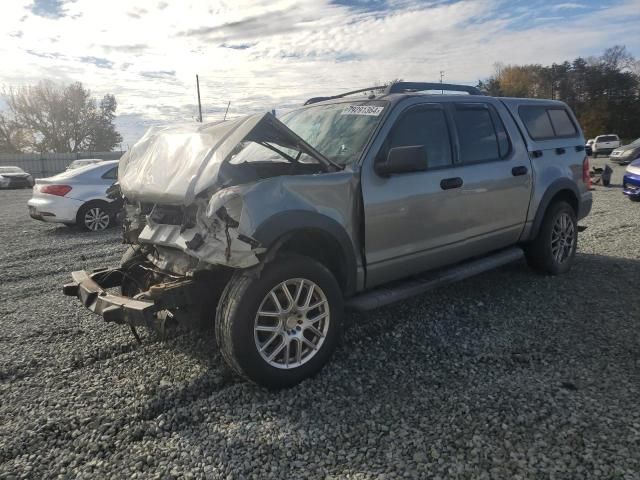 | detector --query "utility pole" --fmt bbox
[440,70,445,94]
[196,74,203,122]
[223,101,230,121]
